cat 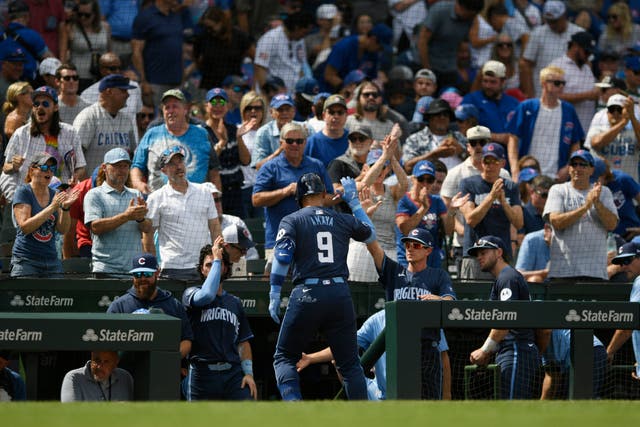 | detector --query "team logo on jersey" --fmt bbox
[500,288,512,301]
[276,228,286,241]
